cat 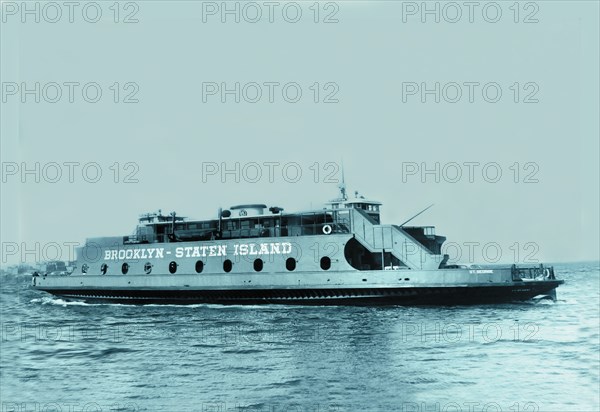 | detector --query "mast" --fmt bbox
[339,160,347,201]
